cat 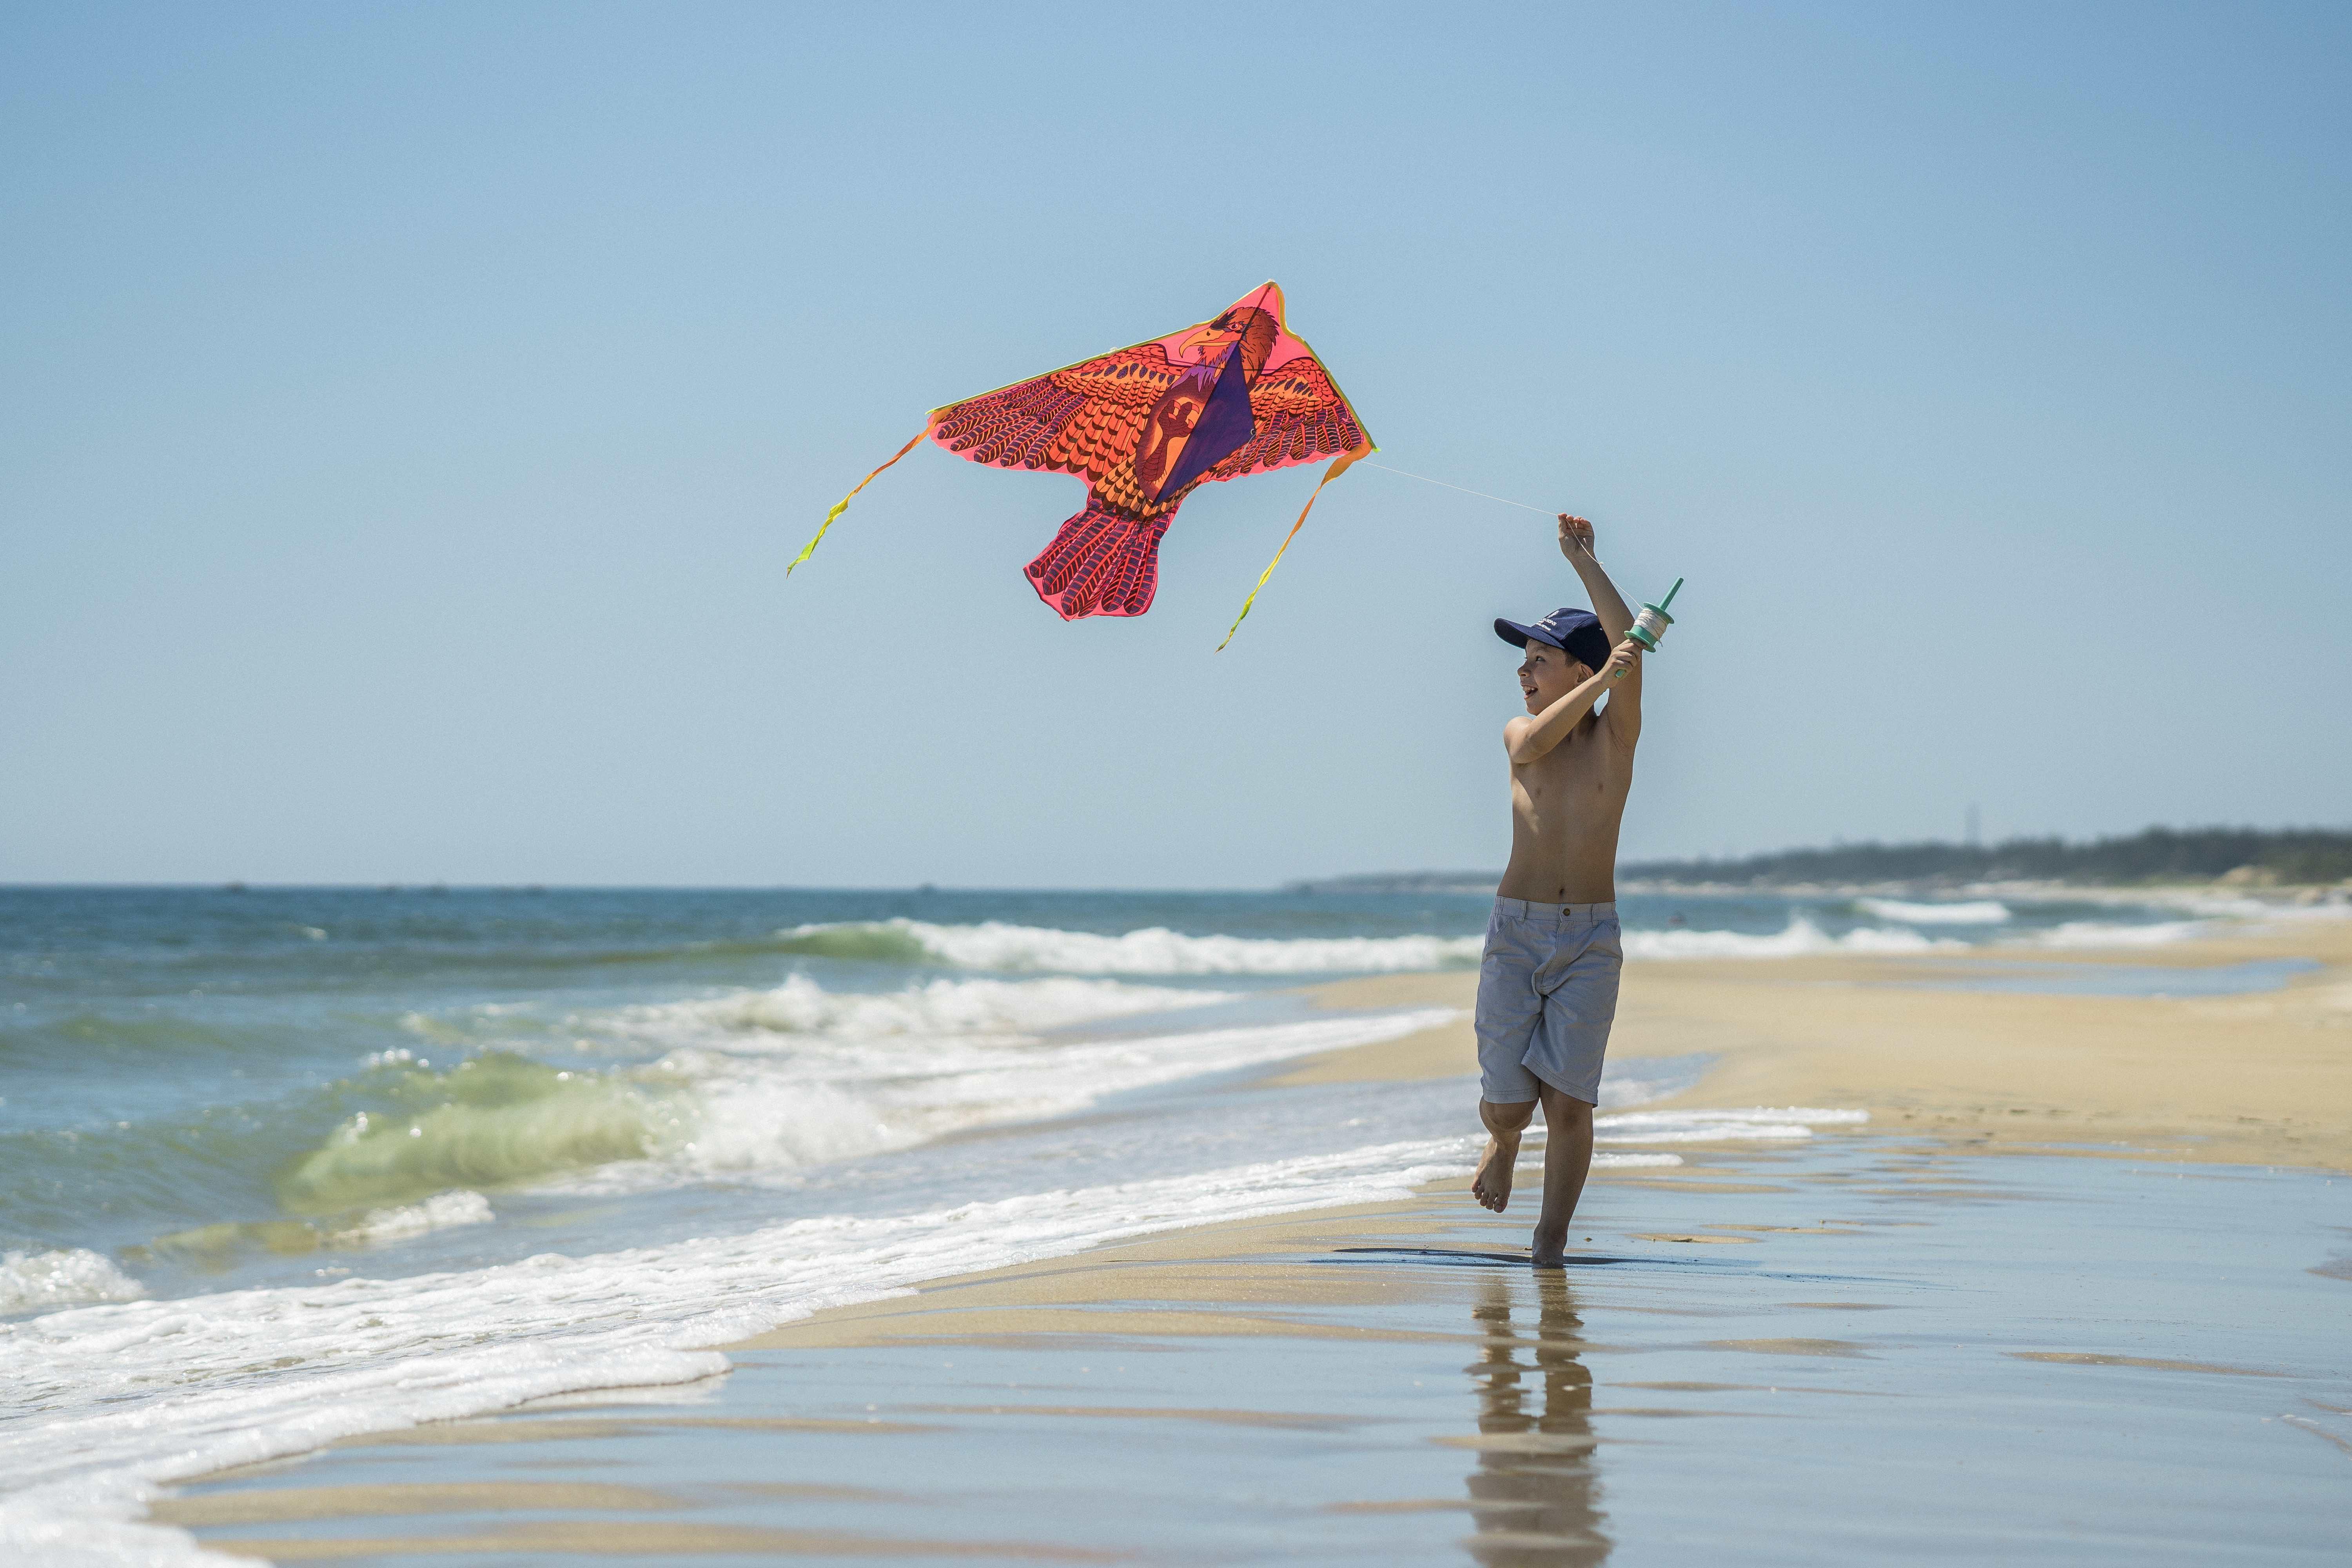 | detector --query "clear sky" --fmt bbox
[5,2,2347,887]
